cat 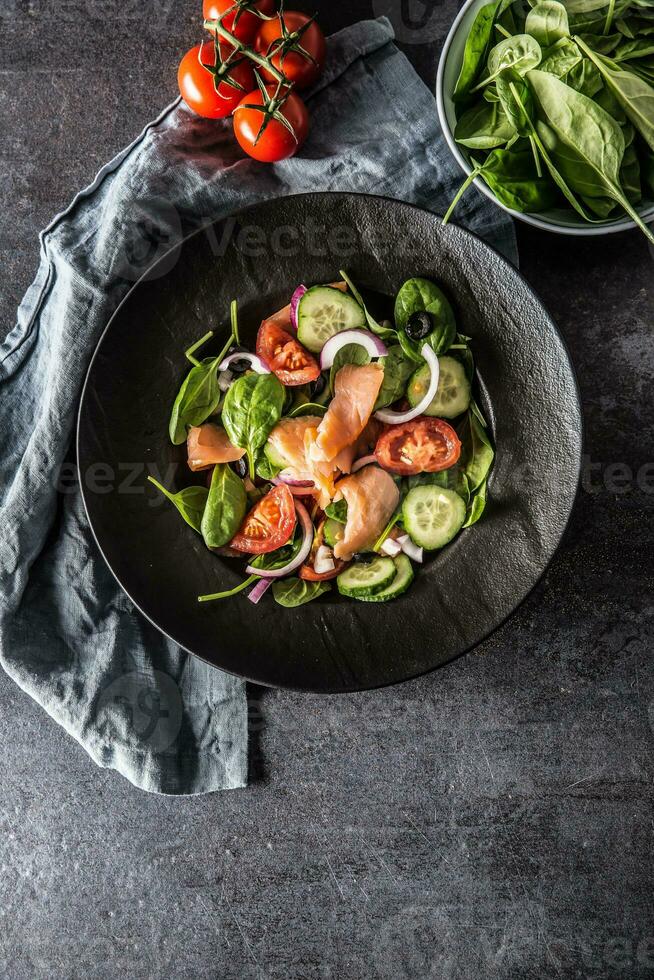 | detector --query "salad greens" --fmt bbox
[445,0,654,241]
[154,272,496,609]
